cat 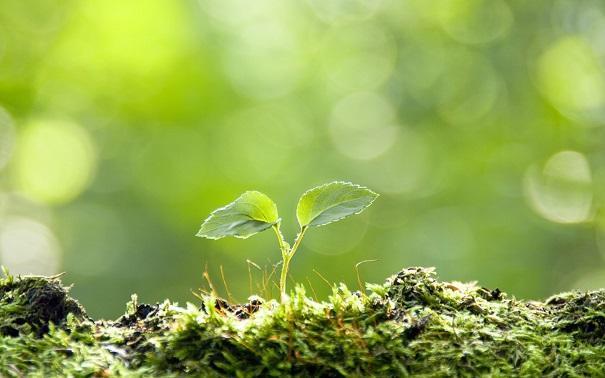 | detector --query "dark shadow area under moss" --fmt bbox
[1,267,605,377]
